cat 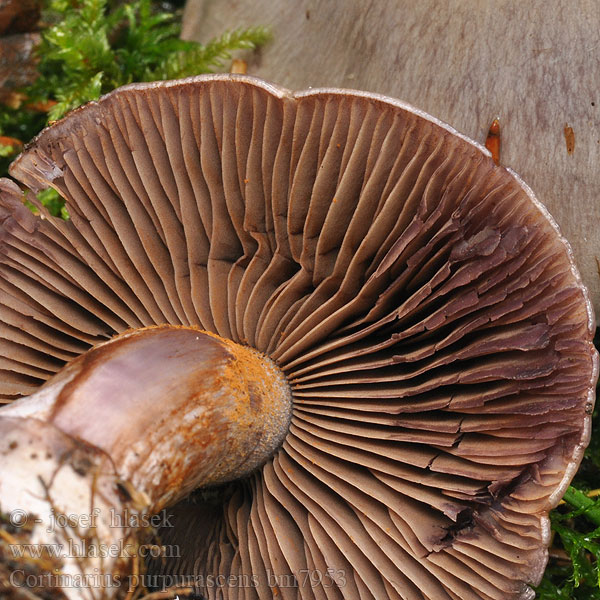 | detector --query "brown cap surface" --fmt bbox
[1,75,598,599]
